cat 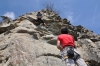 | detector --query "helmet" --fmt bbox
[37,12,42,18]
